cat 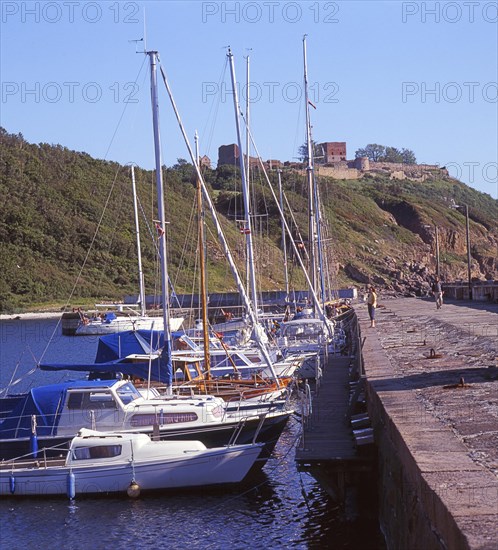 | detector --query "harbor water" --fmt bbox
[0,317,383,549]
